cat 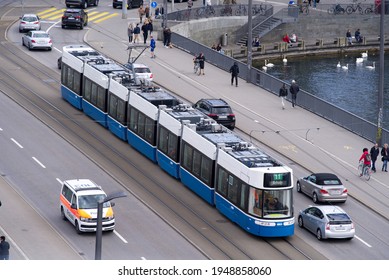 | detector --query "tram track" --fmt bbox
[0,24,325,259]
